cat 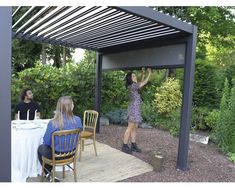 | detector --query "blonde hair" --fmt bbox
[52,96,75,130]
